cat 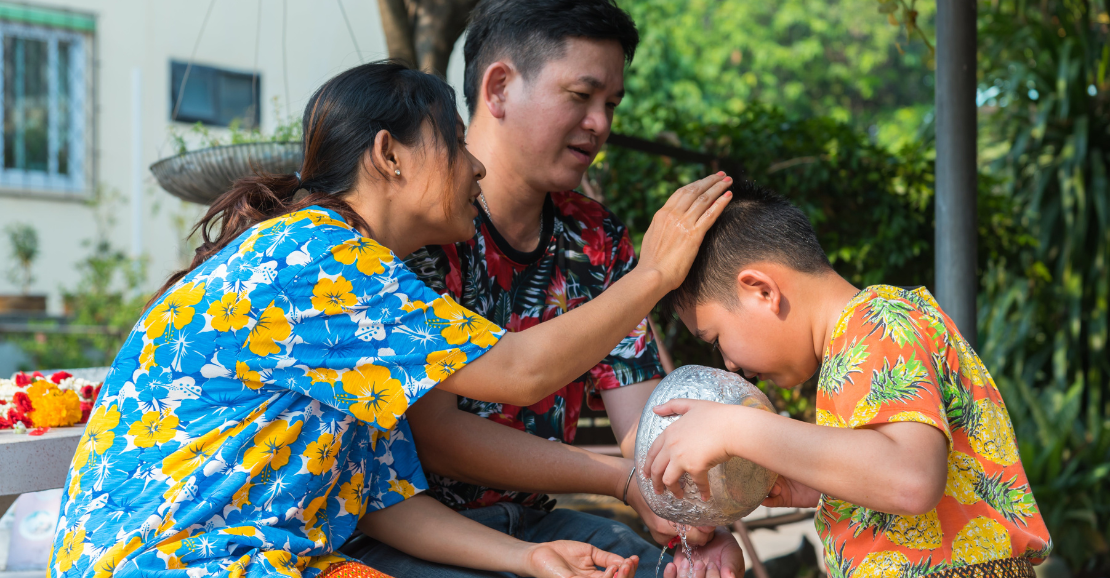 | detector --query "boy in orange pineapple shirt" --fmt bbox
[646,179,1051,578]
